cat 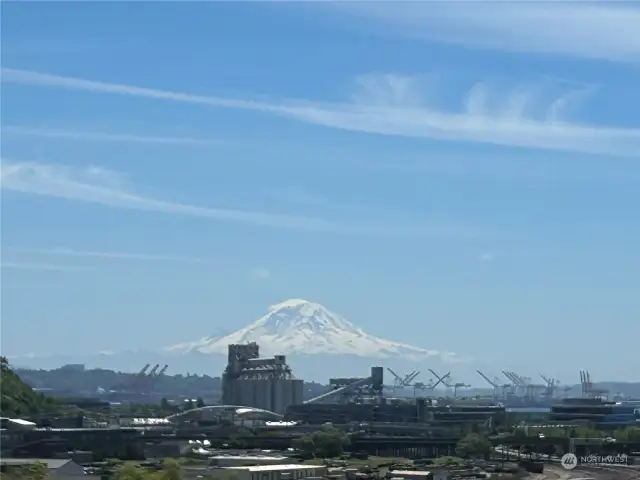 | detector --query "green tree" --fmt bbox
[8,462,51,480]
[291,435,316,457]
[572,426,603,438]
[615,427,640,442]
[455,433,491,458]
[310,426,350,458]
[154,459,182,480]
[115,463,148,480]
[0,357,59,417]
